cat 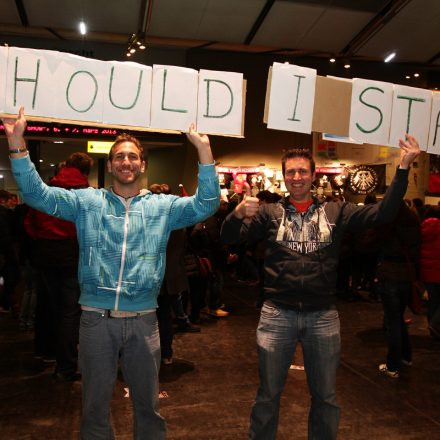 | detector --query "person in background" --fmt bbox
[376,202,420,378]
[221,136,420,440]
[3,107,219,440]
[24,152,93,381]
[419,206,440,339]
